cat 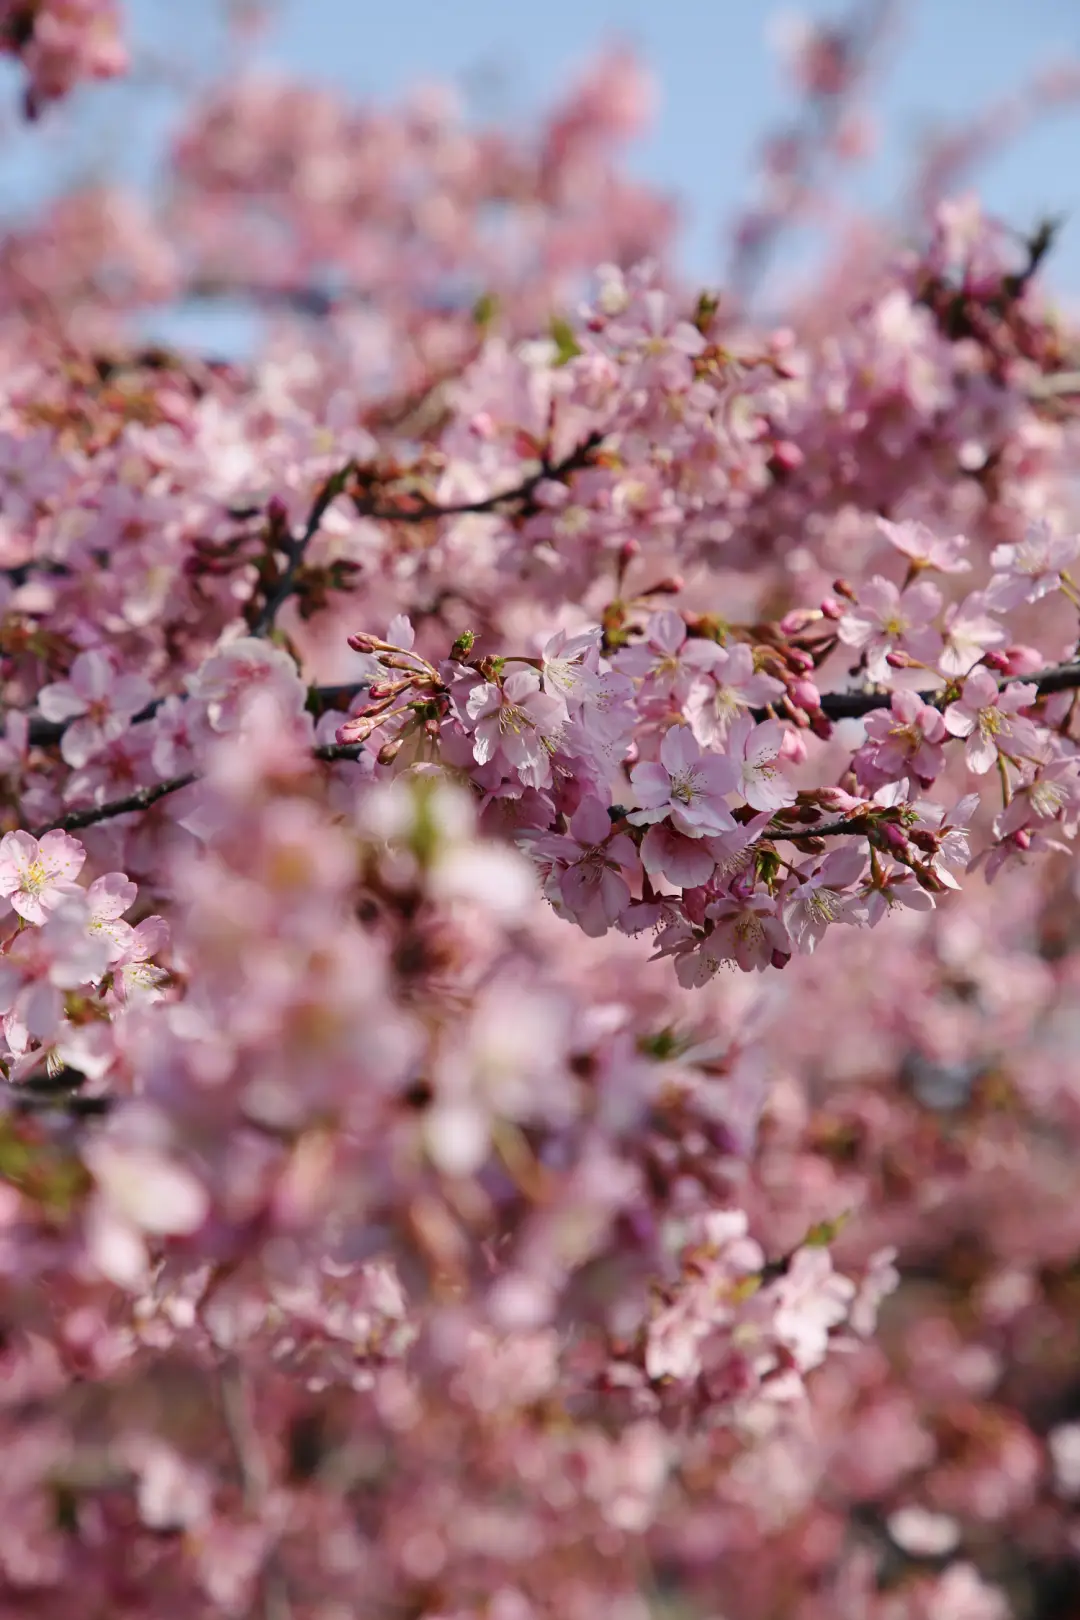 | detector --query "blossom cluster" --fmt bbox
[0,14,1079,1619]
